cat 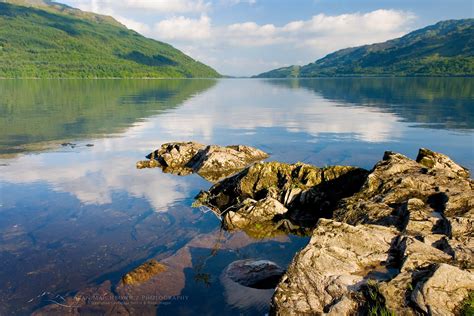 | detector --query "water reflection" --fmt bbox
[0,78,472,315]
[265,77,474,130]
[0,79,217,156]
